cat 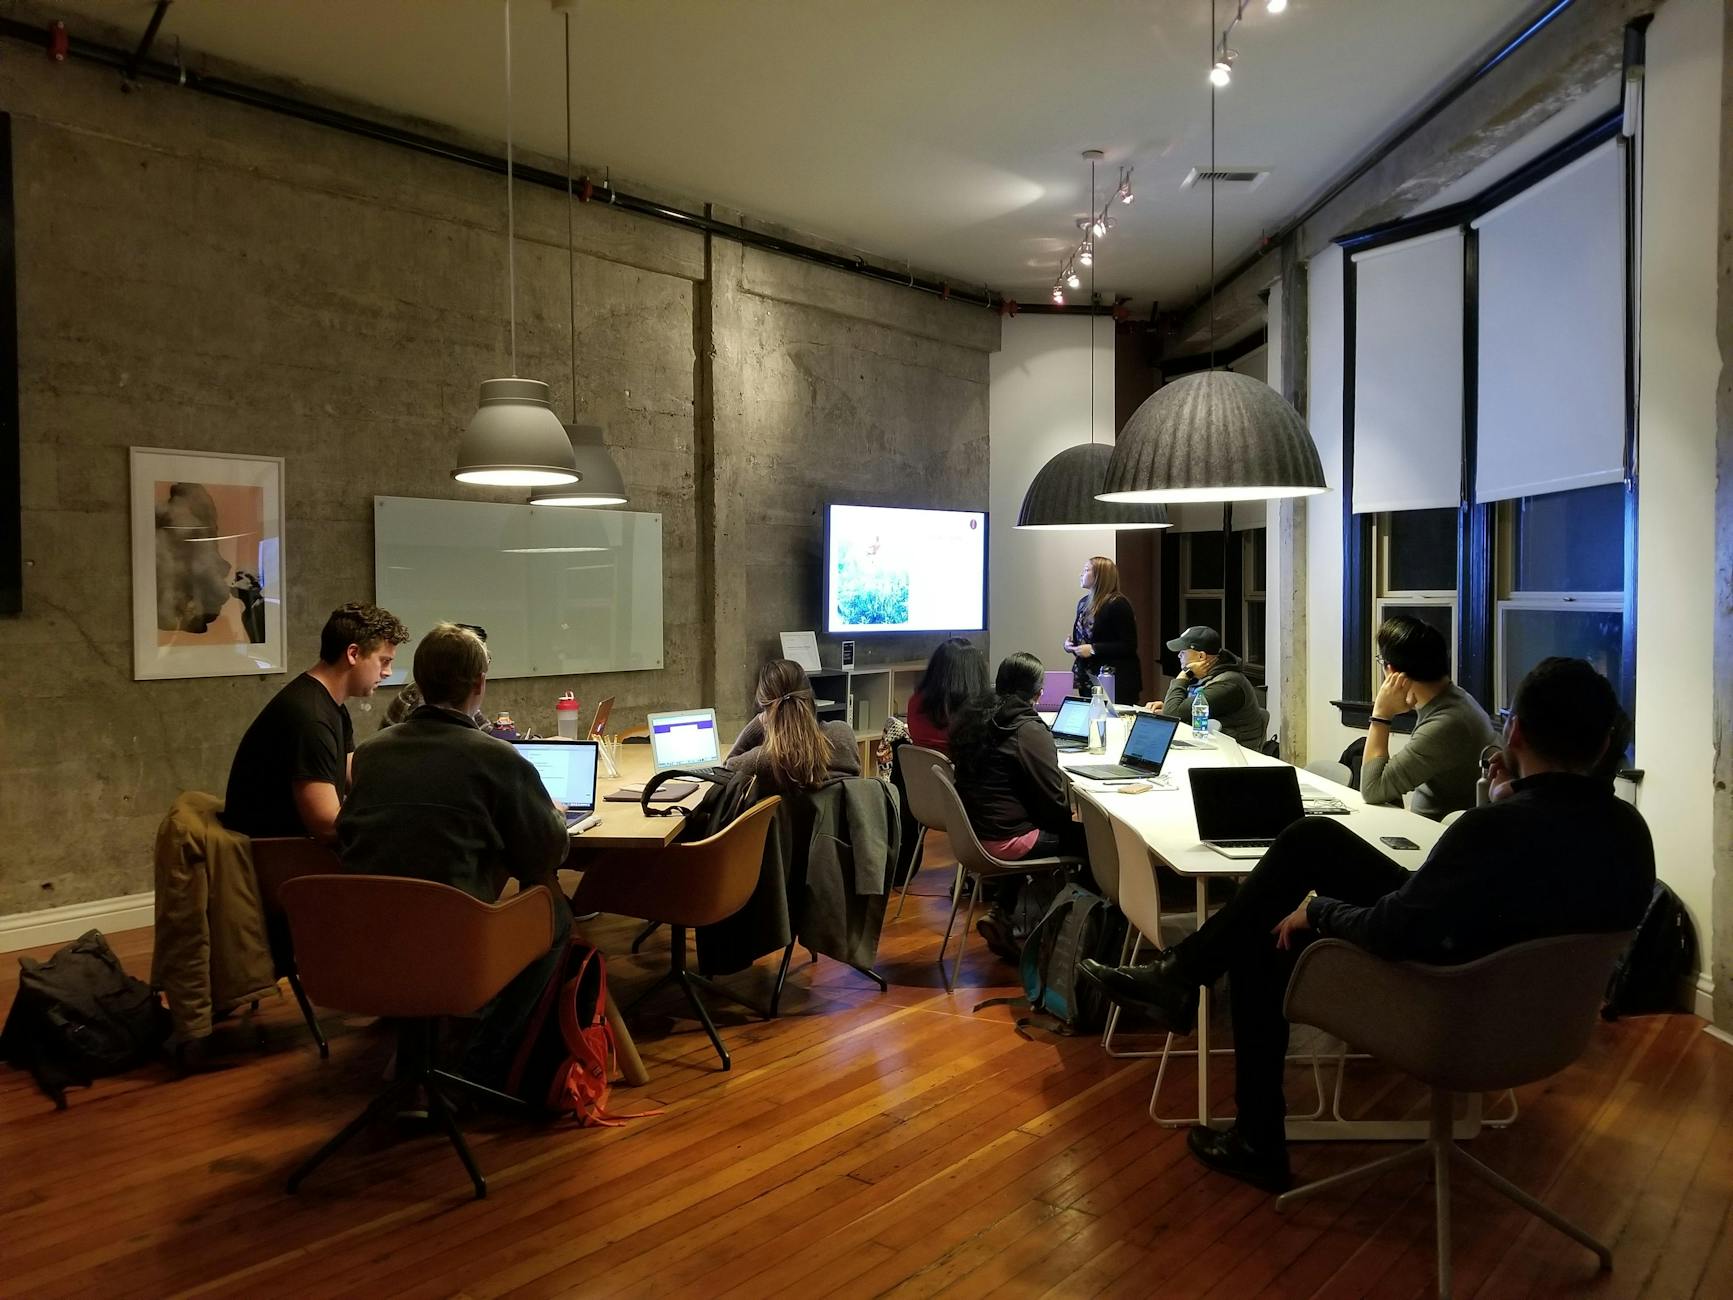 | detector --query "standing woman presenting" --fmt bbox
[1066,555,1142,704]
